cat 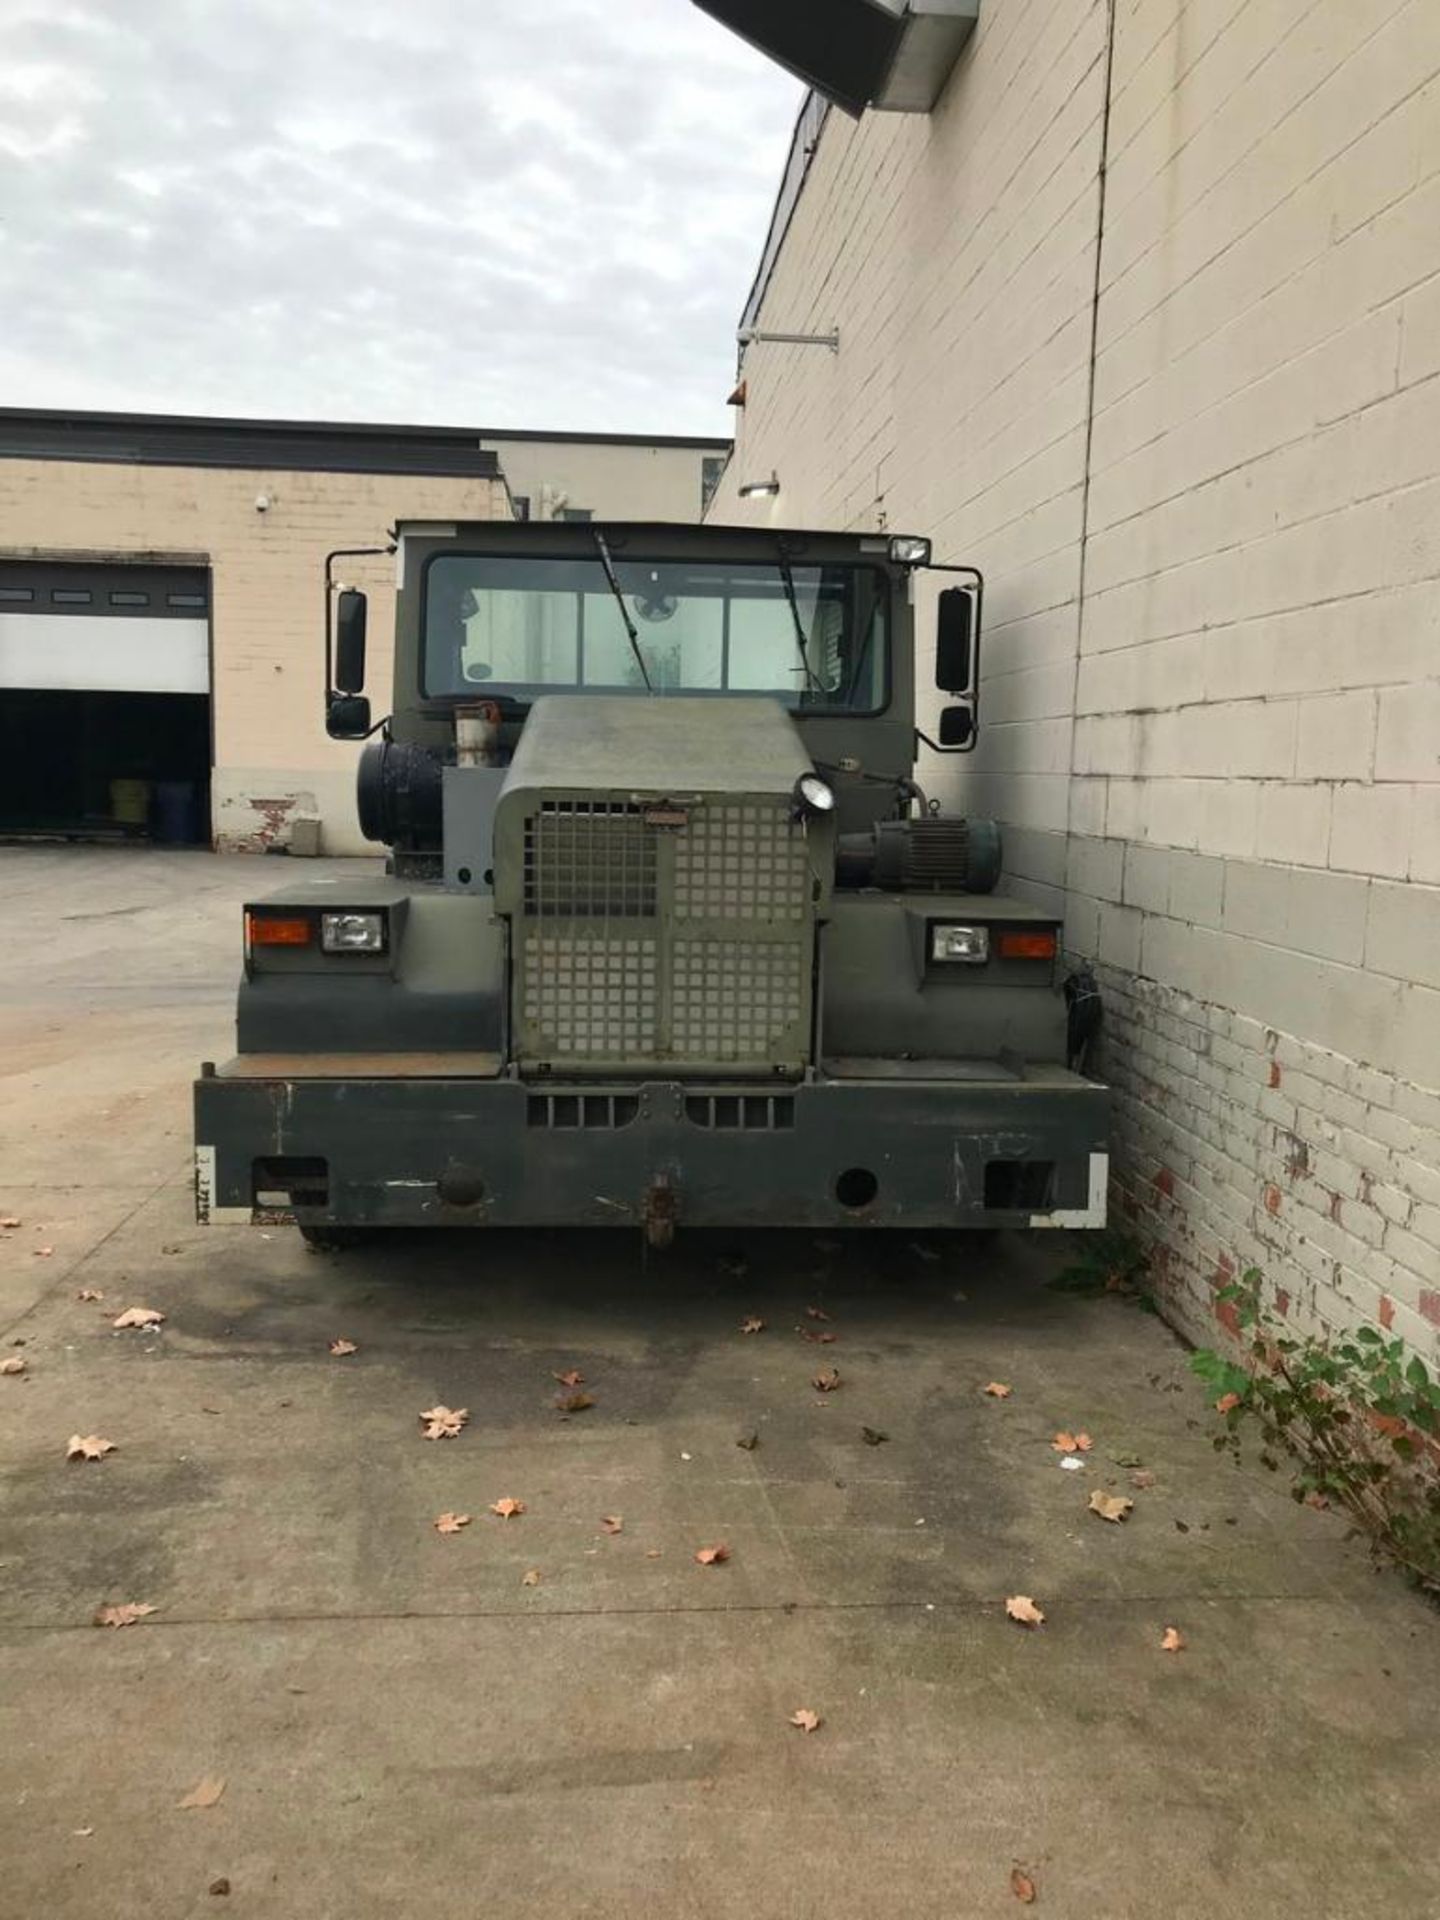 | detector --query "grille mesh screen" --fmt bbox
[524,802,657,917]
[674,803,808,921]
